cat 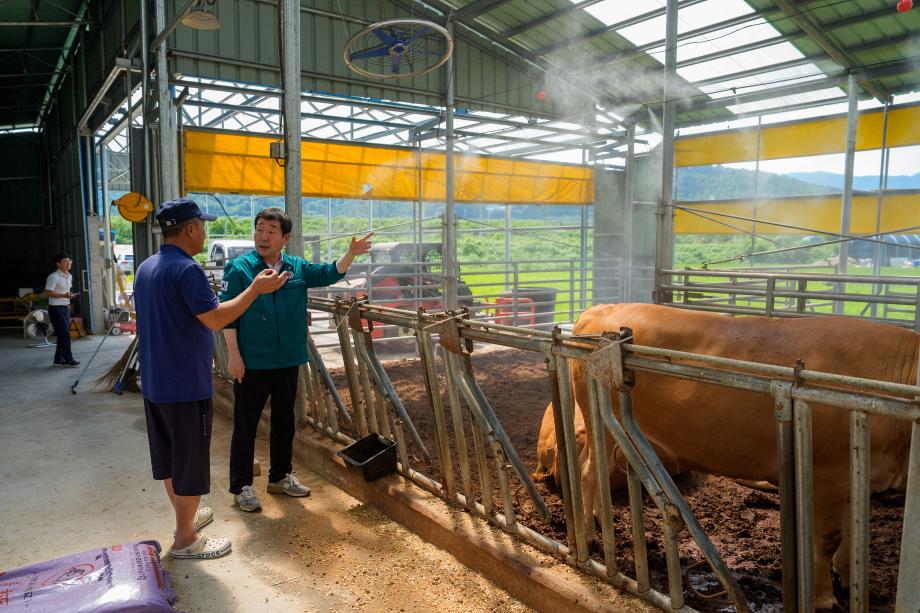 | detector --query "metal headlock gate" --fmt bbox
[217,297,920,612]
